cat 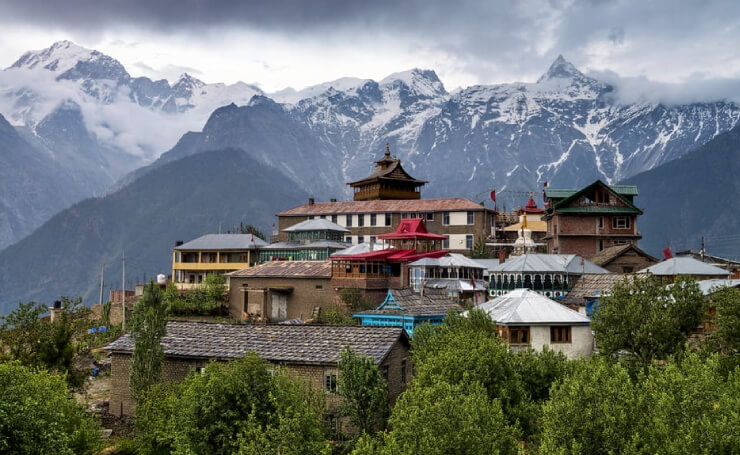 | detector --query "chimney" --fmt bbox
[175,240,184,247]
[498,248,506,264]
[308,198,315,205]
[49,300,63,323]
